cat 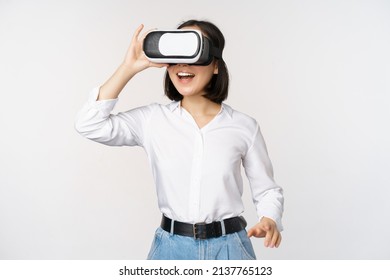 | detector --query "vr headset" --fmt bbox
[143,29,222,65]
